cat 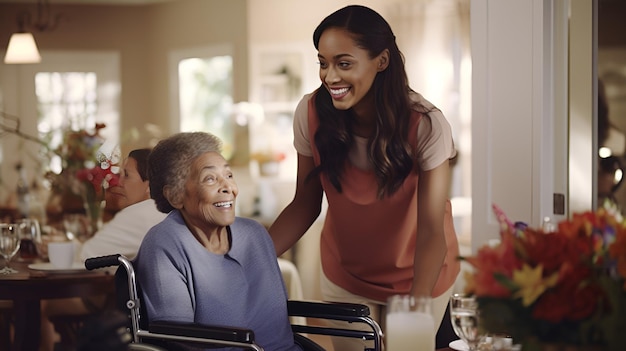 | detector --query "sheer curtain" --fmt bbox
[386,0,472,241]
